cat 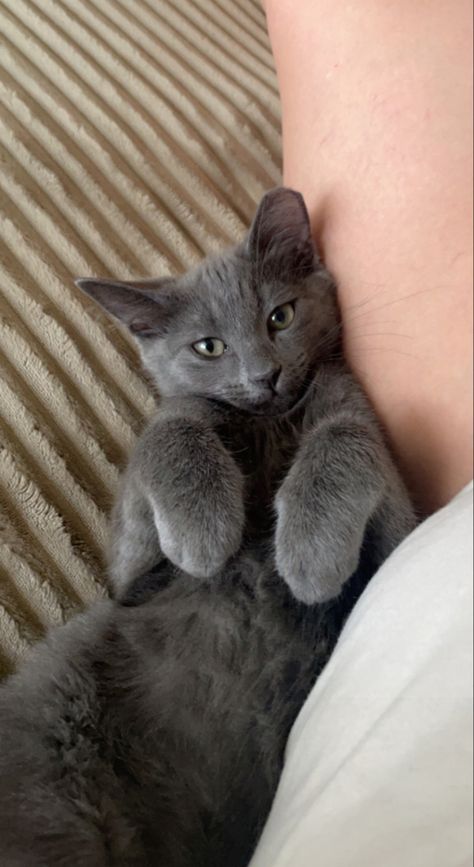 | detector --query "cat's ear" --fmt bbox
[246,187,316,279]
[75,277,178,337]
